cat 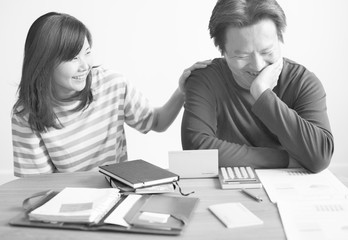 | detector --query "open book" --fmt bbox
[28,187,120,224]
